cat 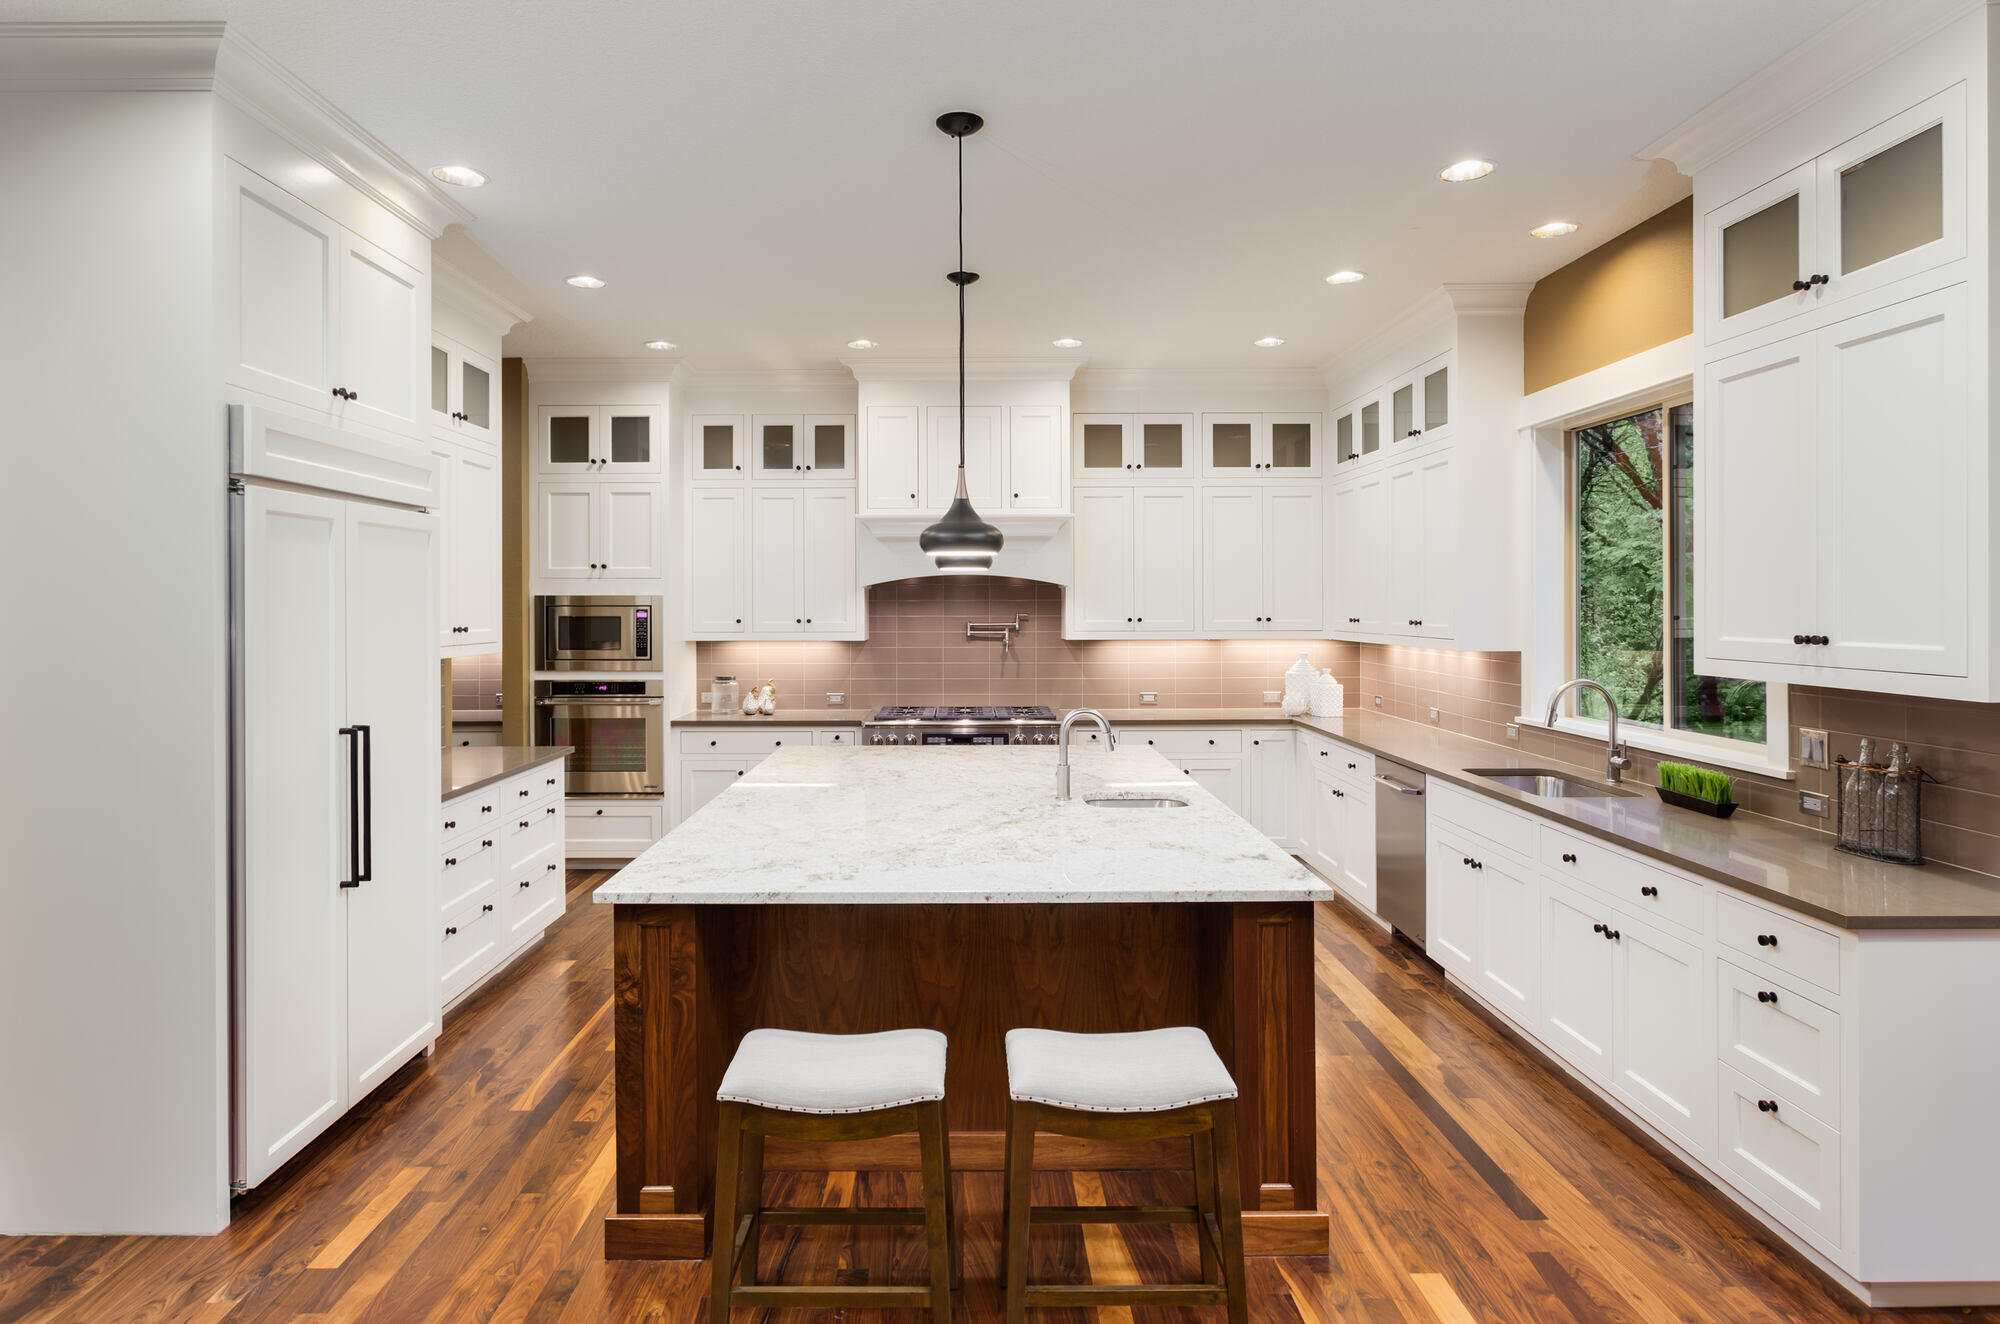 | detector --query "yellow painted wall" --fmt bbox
[1522,197,1692,394]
